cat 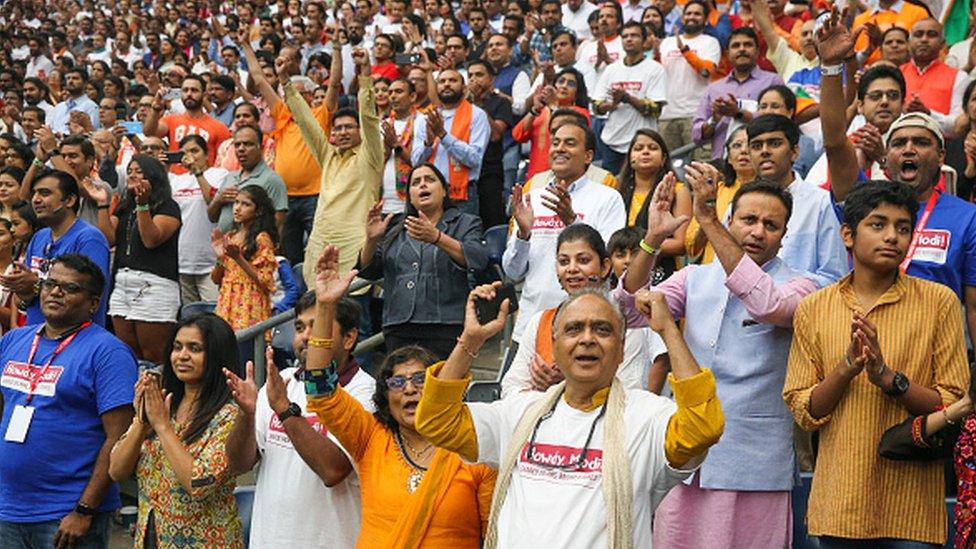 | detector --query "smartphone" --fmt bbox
[475,283,519,325]
[120,121,143,136]
[394,52,421,65]
[163,87,182,101]
[164,151,184,164]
